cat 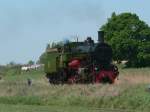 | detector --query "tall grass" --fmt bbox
[0,67,149,111]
